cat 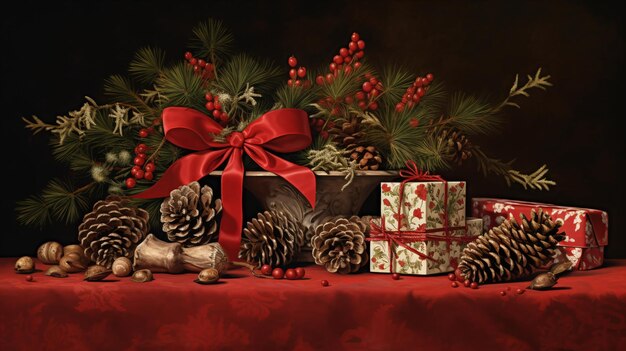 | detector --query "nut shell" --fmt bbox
[84,265,112,281]
[194,268,220,285]
[112,257,132,277]
[15,256,35,274]
[63,245,86,259]
[131,269,154,283]
[37,241,63,265]
[528,272,558,290]
[45,265,68,278]
[59,253,87,273]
